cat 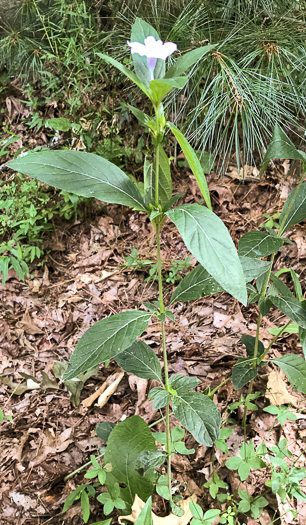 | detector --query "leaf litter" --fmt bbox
[0,152,305,523]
